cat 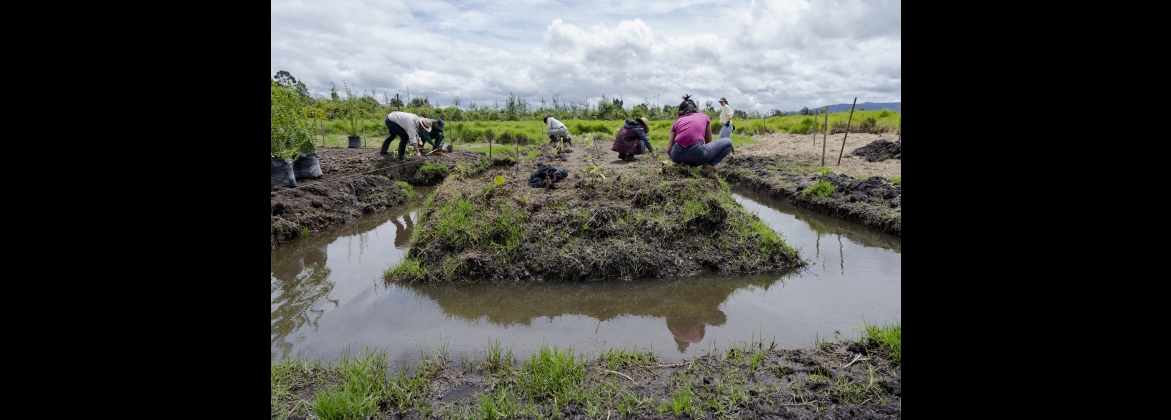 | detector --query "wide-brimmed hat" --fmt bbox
[419,118,432,131]
[636,117,650,133]
[719,97,728,103]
